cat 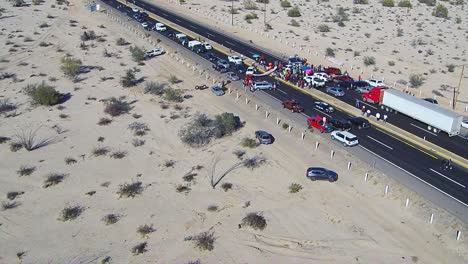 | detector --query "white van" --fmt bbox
[251,81,273,91]
[175,33,187,40]
[188,40,202,49]
[154,23,166,32]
